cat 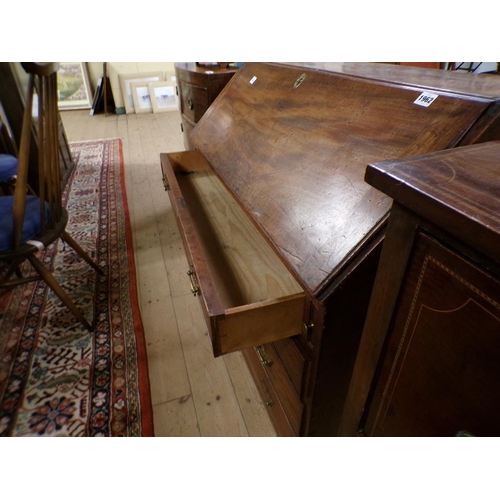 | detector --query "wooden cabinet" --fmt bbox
[340,141,500,437]
[160,62,500,436]
[174,63,238,150]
